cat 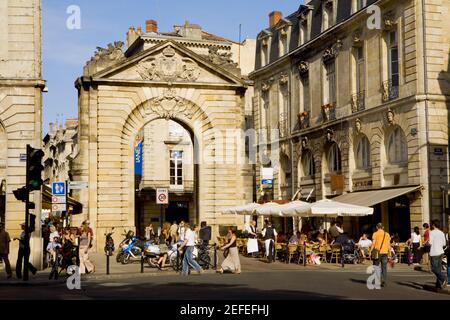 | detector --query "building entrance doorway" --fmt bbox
[166,201,189,224]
